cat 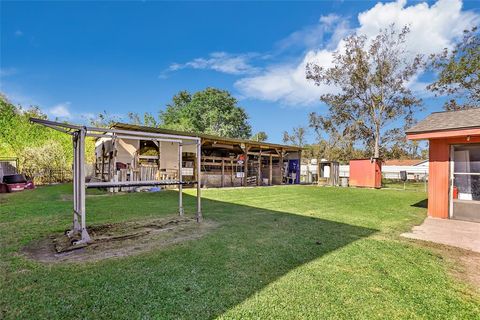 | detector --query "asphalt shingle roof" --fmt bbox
[406,108,480,134]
